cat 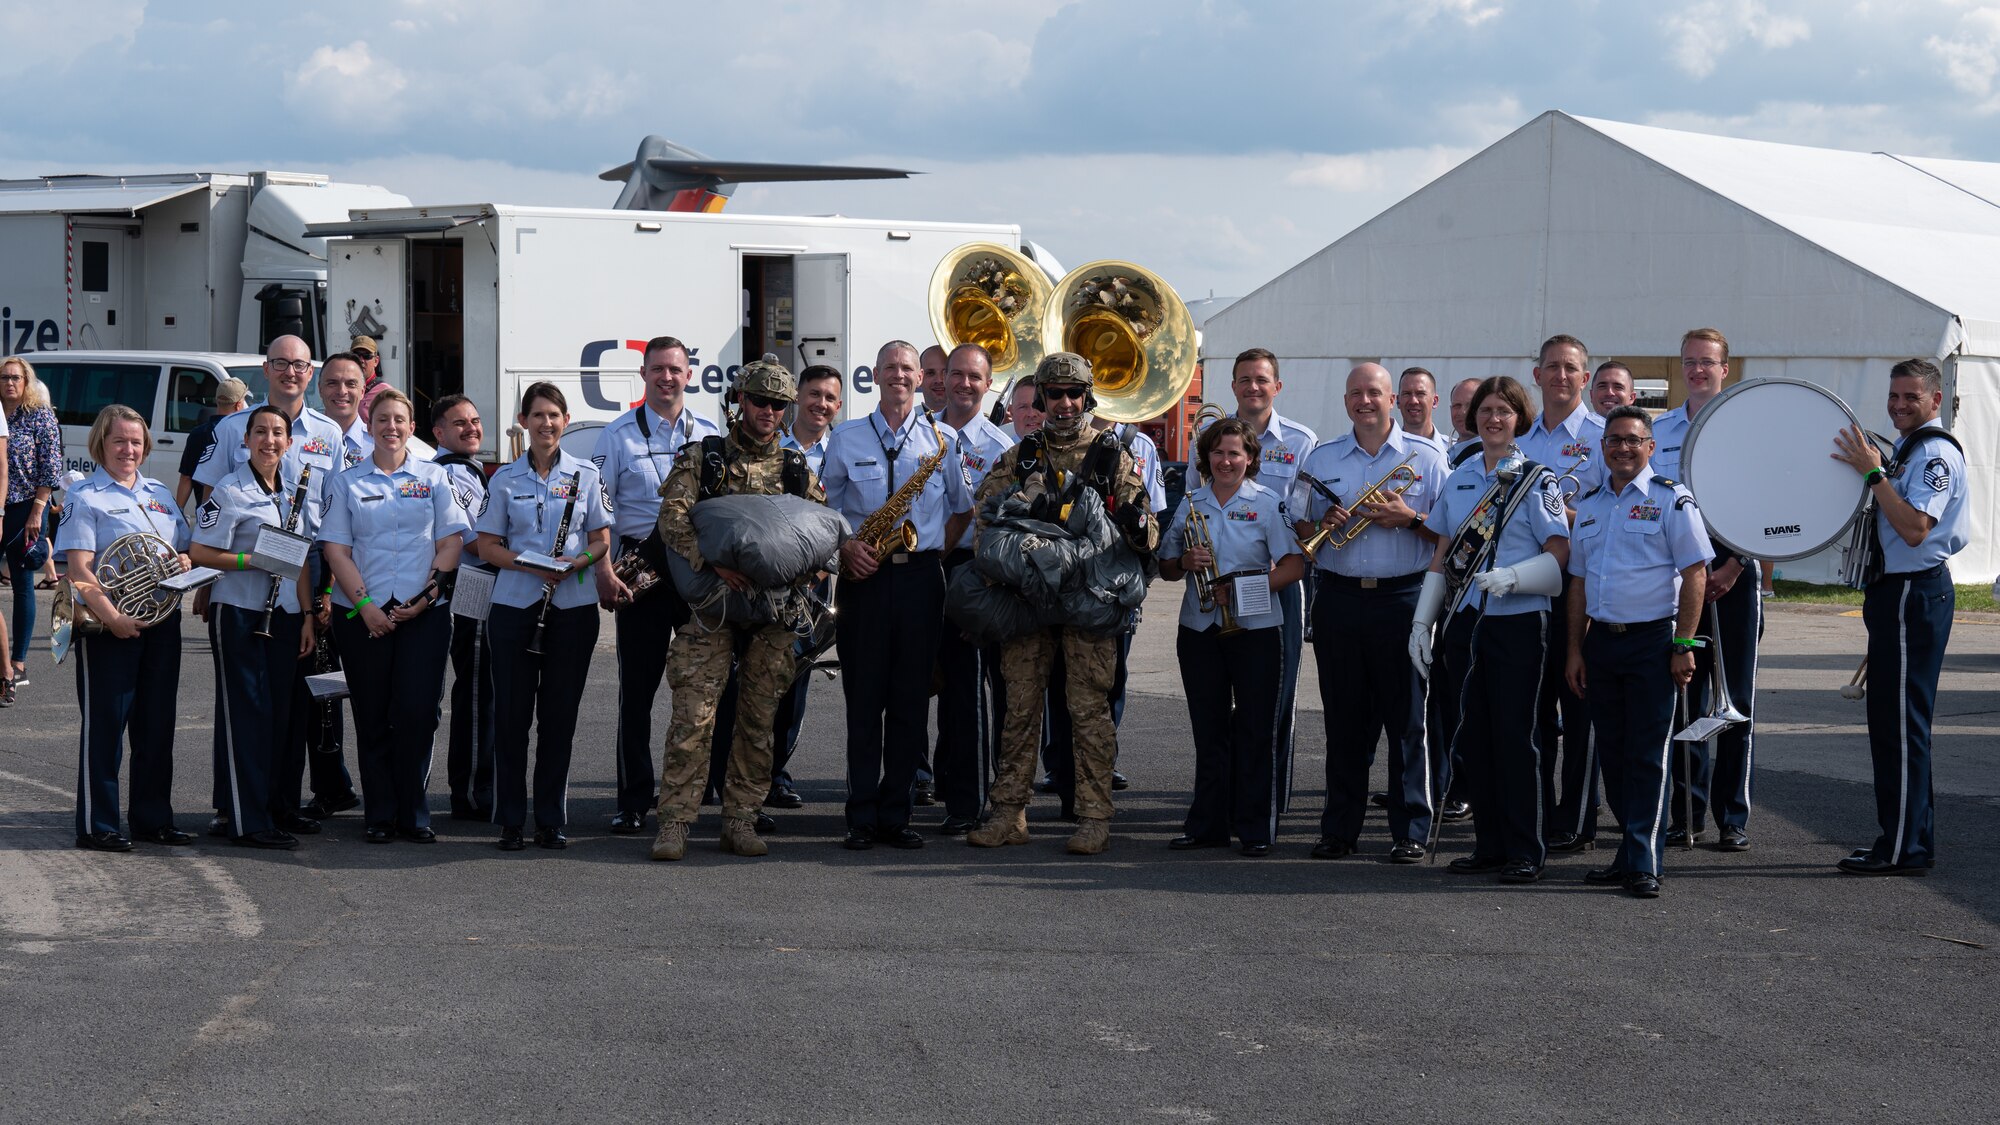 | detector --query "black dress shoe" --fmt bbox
[234,830,301,851]
[1837,854,1932,876]
[498,827,526,852]
[1310,838,1354,859]
[76,831,134,852]
[1498,860,1543,884]
[301,793,360,819]
[1239,842,1272,857]
[1665,827,1702,847]
[1369,790,1389,809]
[1441,800,1472,822]
[764,785,804,809]
[912,779,937,806]
[938,815,977,836]
[364,824,394,844]
[1389,840,1426,864]
[842,828,875,851]
[609,810,646,835]
[1546,832,1596,853]
[1112,771,1130,791]
[133,826,193,845]
[1584,865,1628,886]
[754,812,777,836]
[400,826,437,843]
[274,813,323,835]
[1169,835,1230,851]
[1718,827,1750,852]
[882,827,925,850]
[208,814,233,838]
[1625,871,1661,898]
[1446,854,1506,874]
[534,827,569,850]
